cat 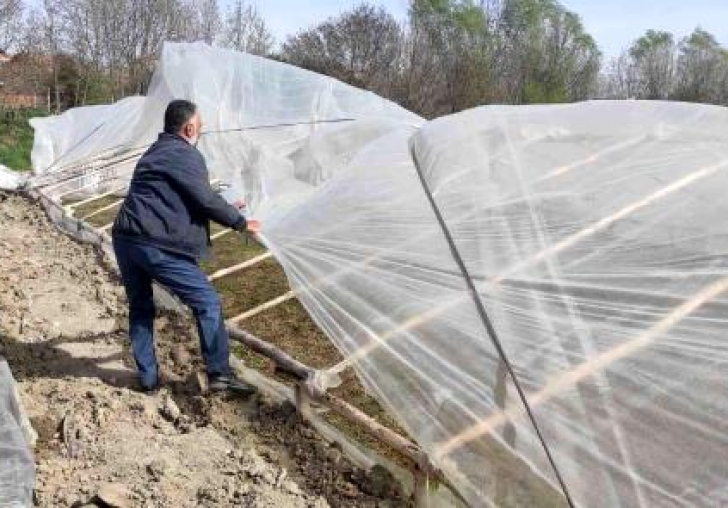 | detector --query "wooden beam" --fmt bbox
[434,274,728,460]
[227,325,313,380]
[83,180,223,231]
[207,252,272,281]
[225,325,472,507]
[66,186,126,210]
[226,324,434,472]
[210,228,234,241]
[321,392,428,468]
[80,198,124,220]
[227,291,296,324]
